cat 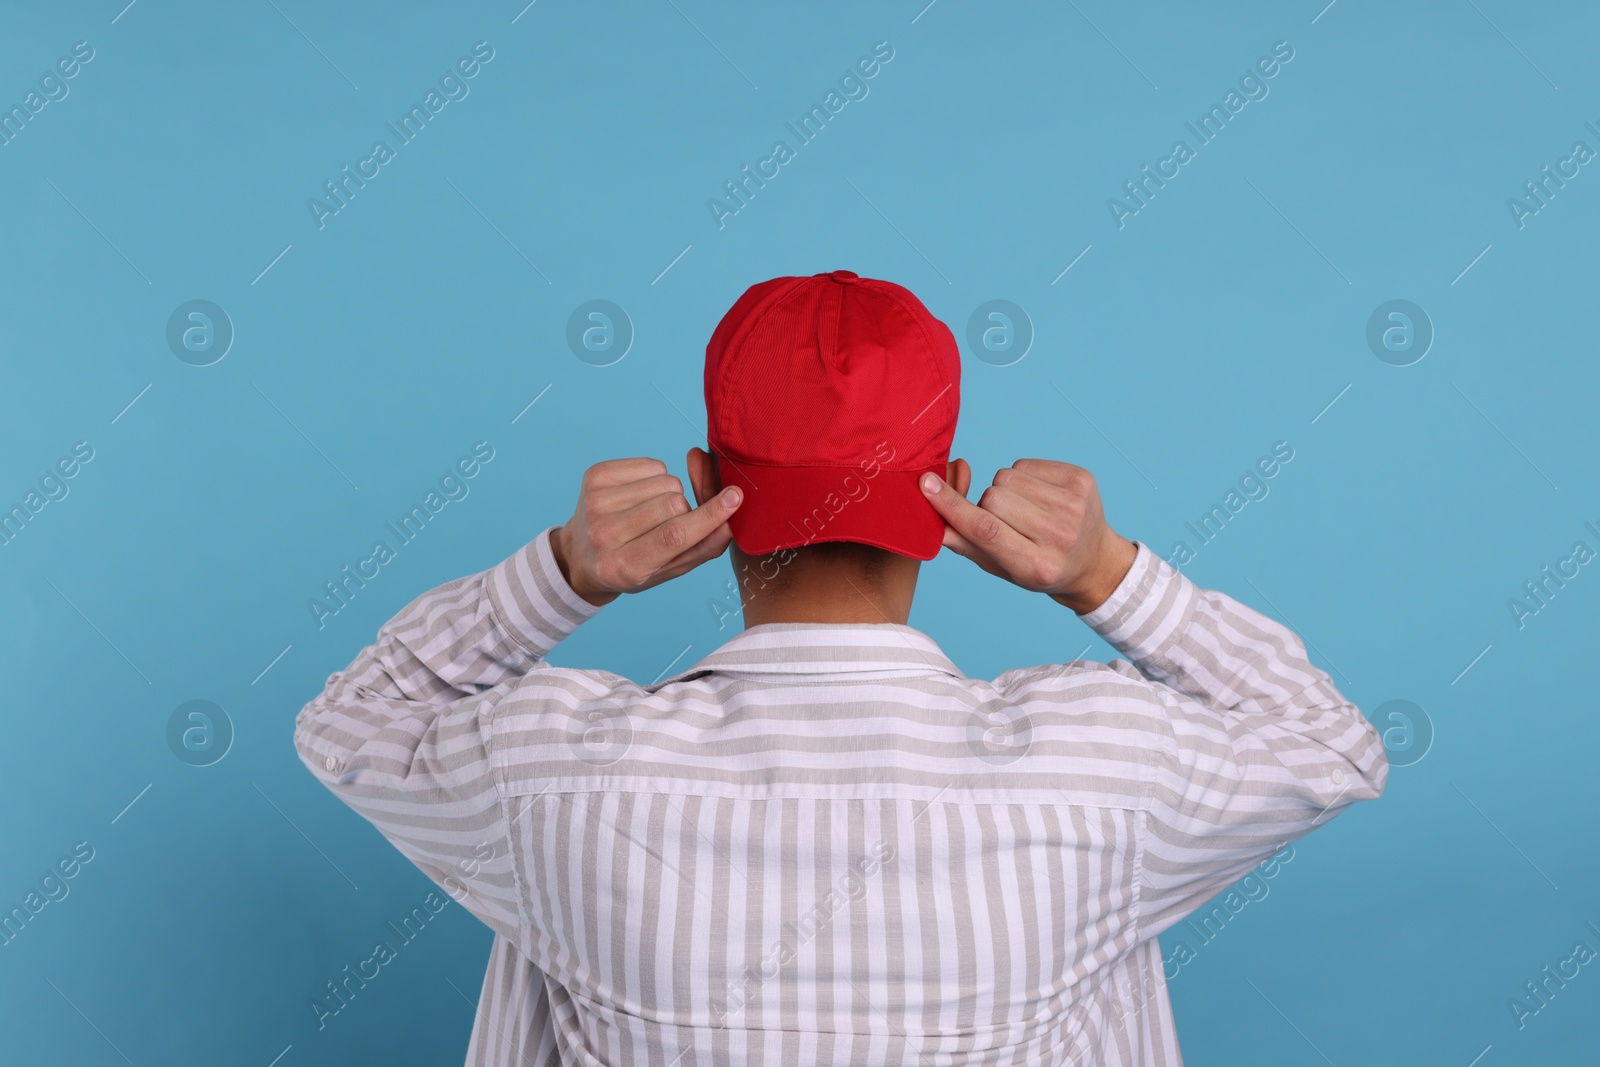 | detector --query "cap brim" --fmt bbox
[715,457,947,561]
